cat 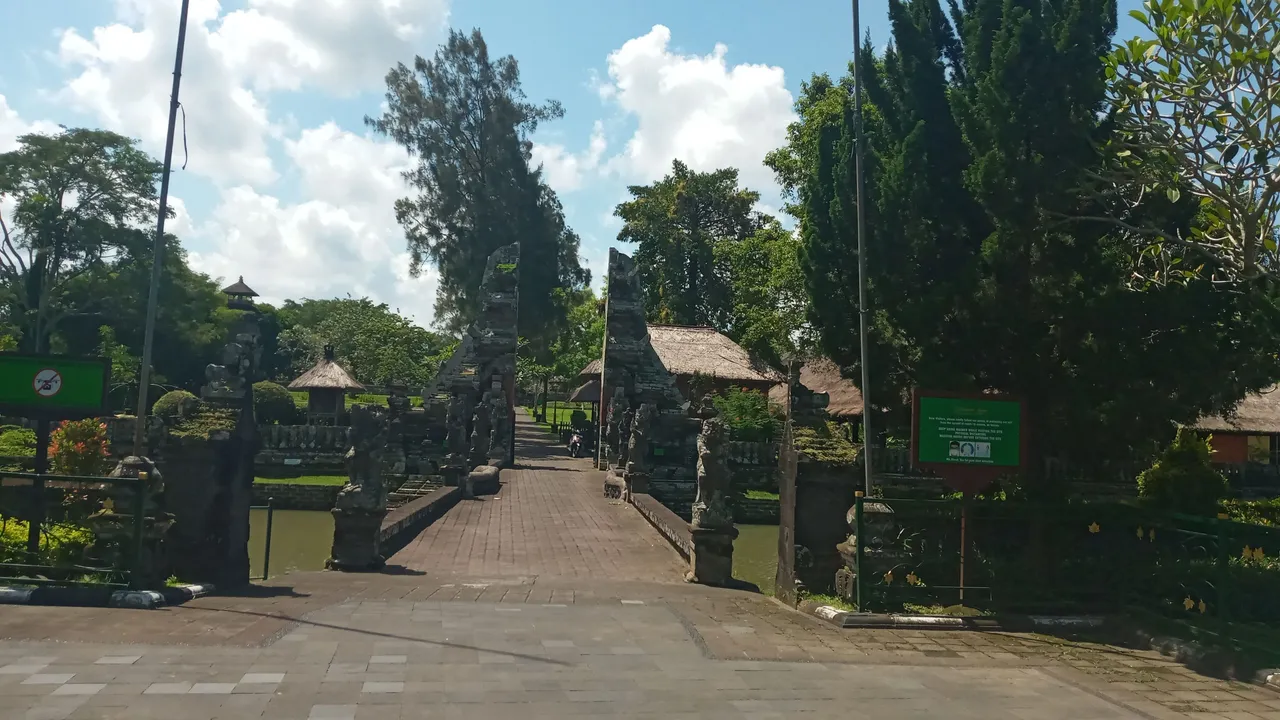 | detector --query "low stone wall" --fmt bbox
[630,492,692,561]
[250,483,340,511]
[379,485,461,555]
